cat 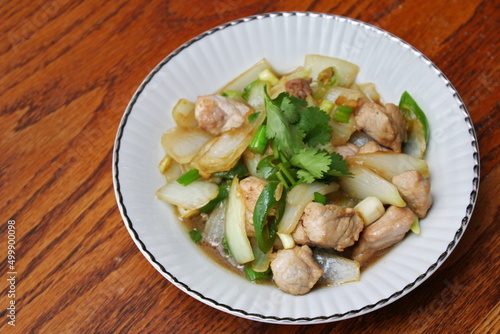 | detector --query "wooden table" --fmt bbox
[1,0,498,332]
